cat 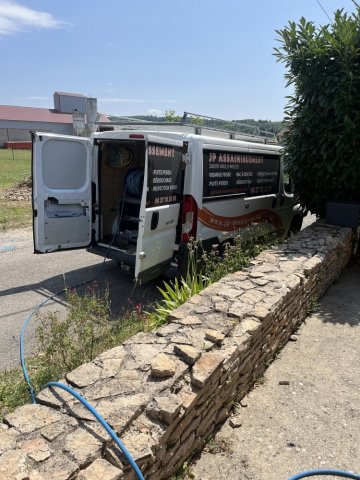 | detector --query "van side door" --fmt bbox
[32,132,93,253]
[135,136,183,282]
